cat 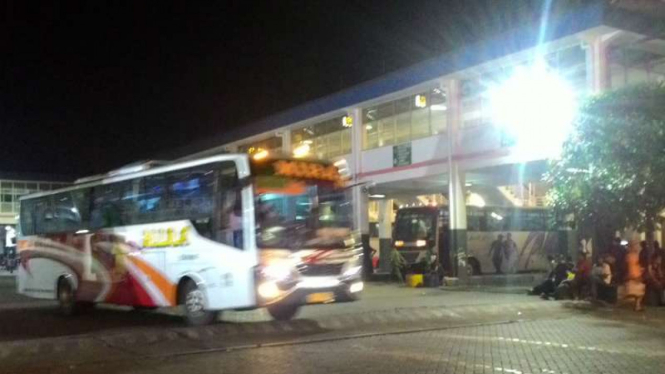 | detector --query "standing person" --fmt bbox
[571,250,592,300]
[624,240,646,311]
[639,240,650,270]
[645,252,664,306]
[489,234,504,274]
[503,233,518,274]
